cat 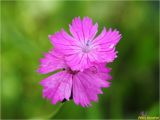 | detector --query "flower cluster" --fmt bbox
[37,17,121,107]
